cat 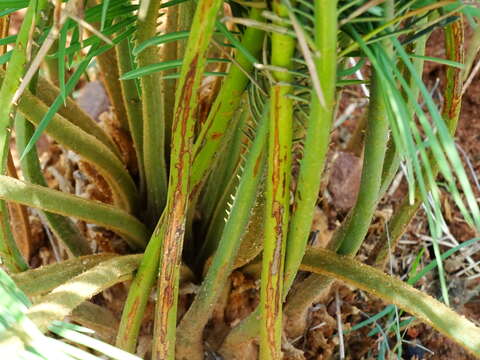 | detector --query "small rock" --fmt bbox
[76,81,110,121]
[327,152,362,211]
